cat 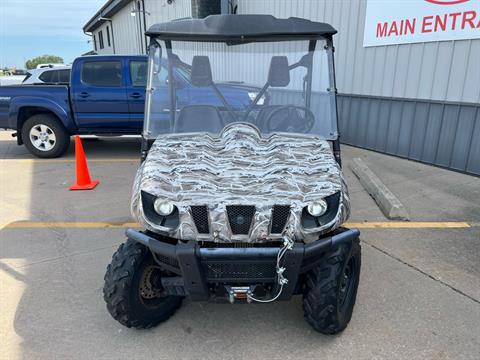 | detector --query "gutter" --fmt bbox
[83,0,132,33]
